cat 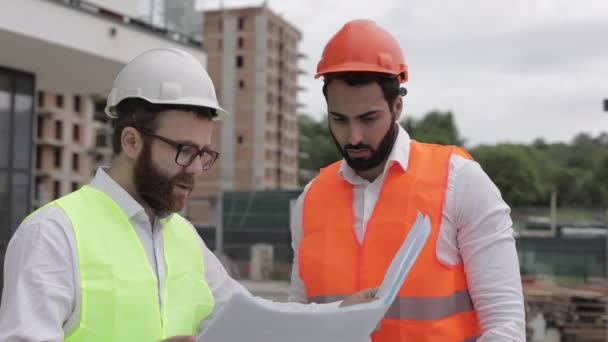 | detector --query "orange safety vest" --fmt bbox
[300,141,482,342]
